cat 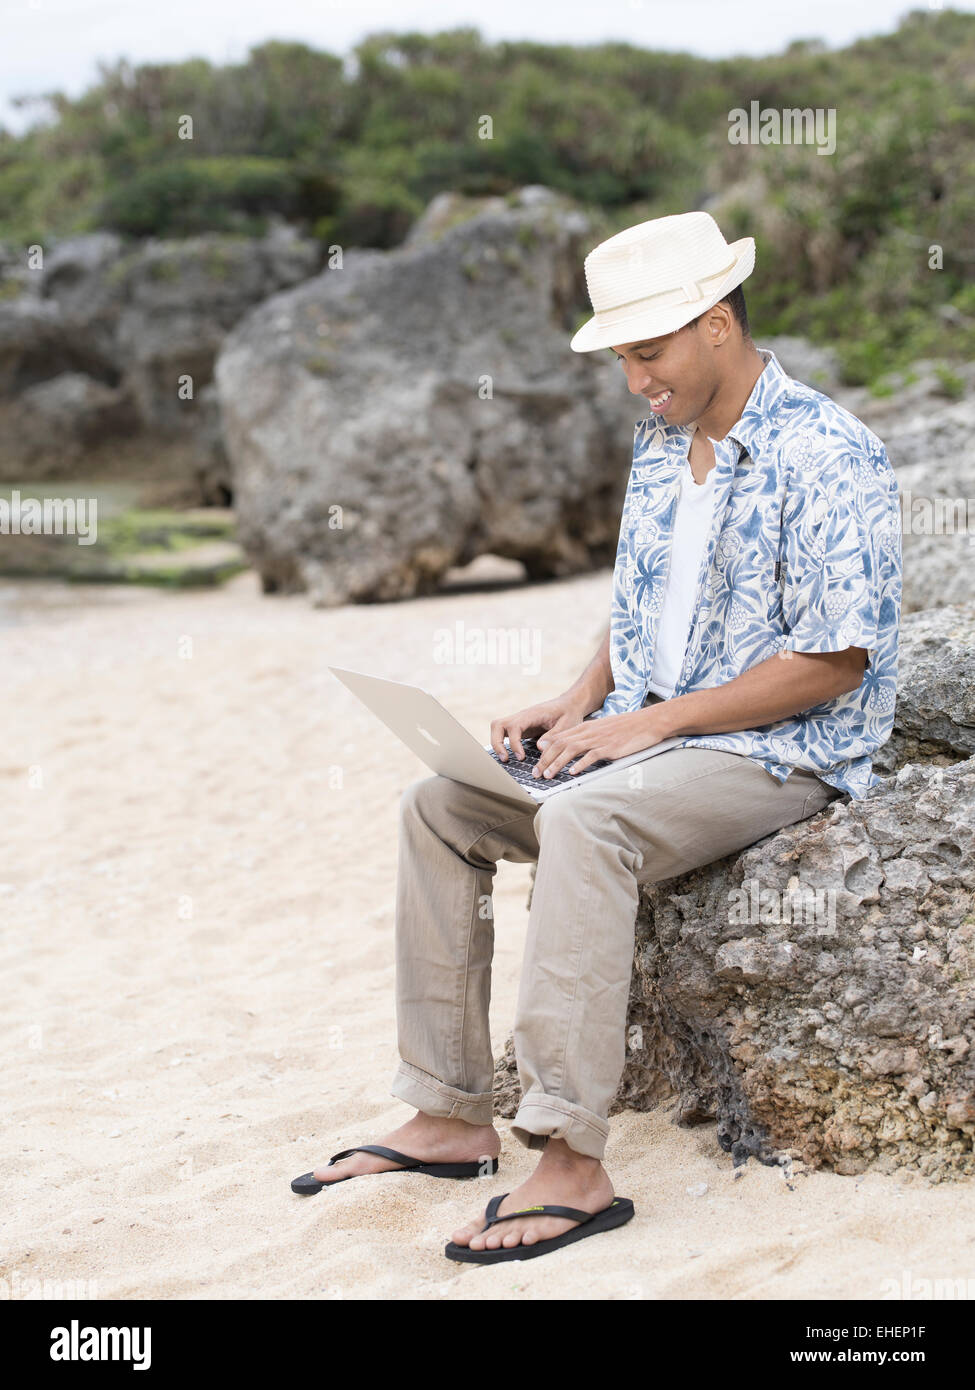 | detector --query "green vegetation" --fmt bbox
[94,507,239,554]
[0,14,973,386]
[0,506,246,586]
[933,364,966,399]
